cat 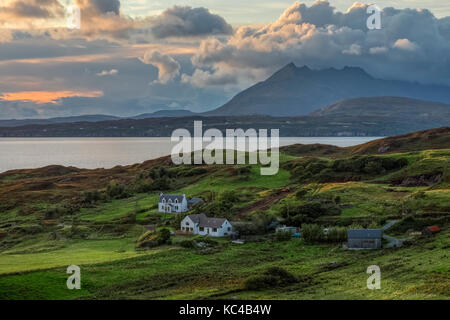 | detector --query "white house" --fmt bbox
[181,214,234,237]
[158,194,189,213]
[158,194,204,213]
